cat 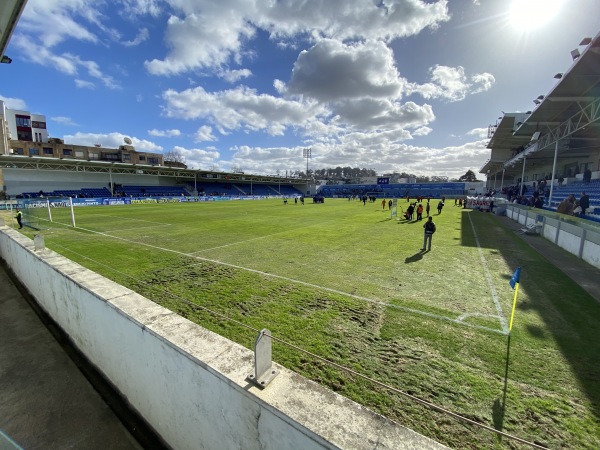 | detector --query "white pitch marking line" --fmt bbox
[83,213,172,225]
[71,224,507,335]
[189,218,339,254]
[467,213,509,333]
[102,223,172,233]
[191,229,307,254]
